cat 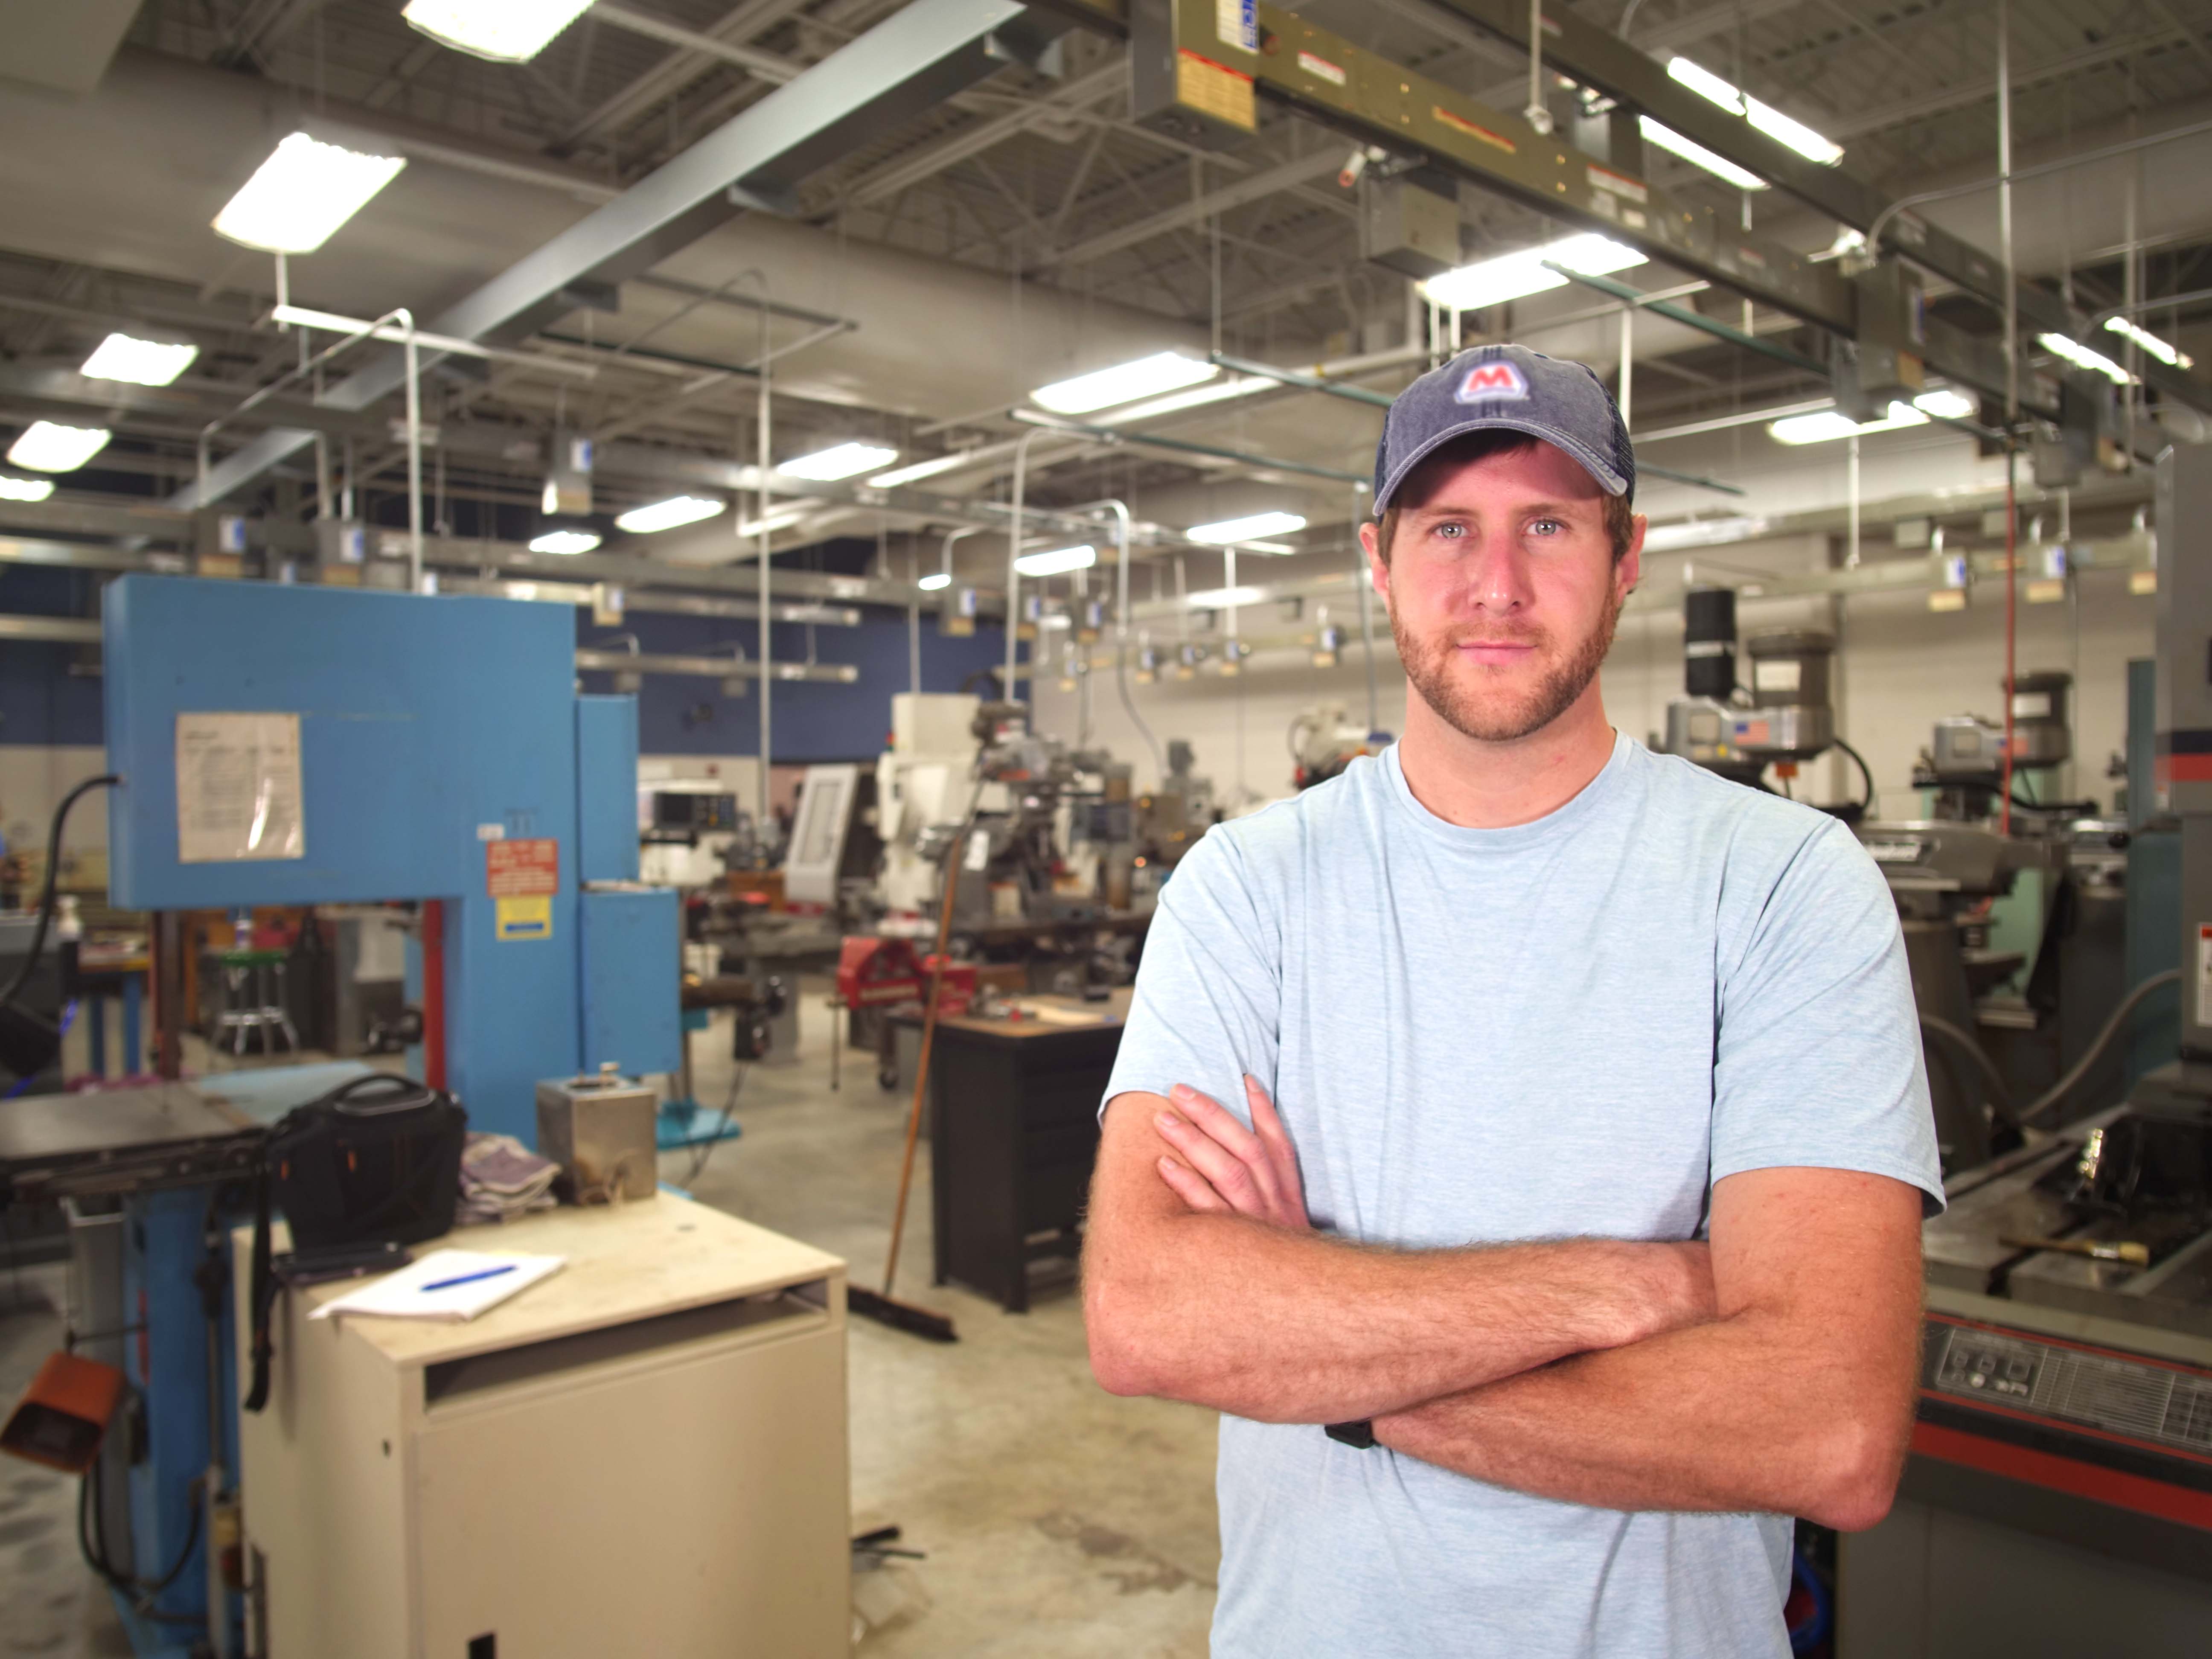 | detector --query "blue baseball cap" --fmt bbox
[1373,343,1635,511]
